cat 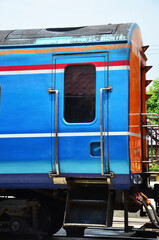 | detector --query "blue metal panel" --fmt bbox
[0,74,51,133]
[111,174,131,190]
[0,137,51,174]
[108,48,130,61]
[0,173,129,190]
[0,46,131,189]
[53,135,129,174]
[109,70,129,131]
[109,136,130,174]
[0,64,53,175]
[0,52,52,66]
[0,174,62,189]
[57,136,101,174]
